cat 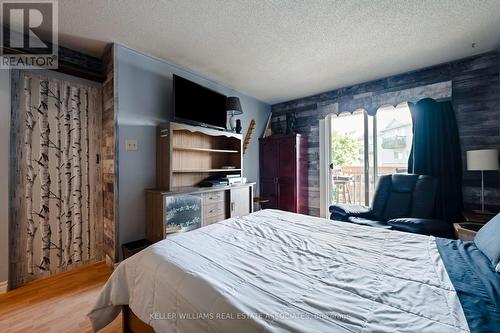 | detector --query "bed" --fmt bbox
[89,209,500,332]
